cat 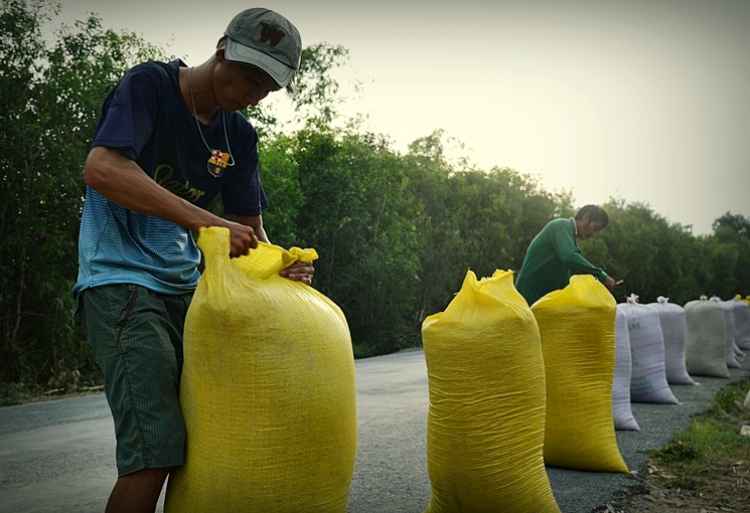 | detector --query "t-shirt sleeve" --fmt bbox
[91,65,162,161]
